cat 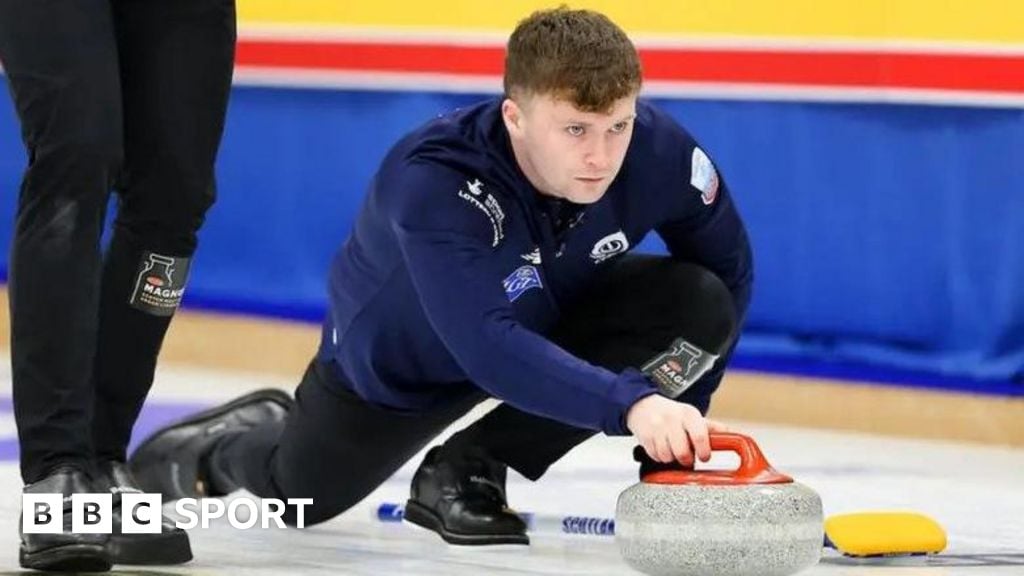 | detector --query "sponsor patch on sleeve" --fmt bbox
[690,147,719,205]
[502,265,543,302]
